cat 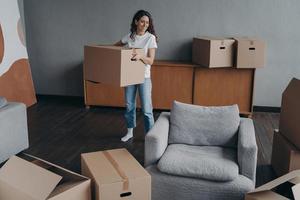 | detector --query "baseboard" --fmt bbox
[36,94,83,100]
[36,94,281,113]
[253,106,281,113]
